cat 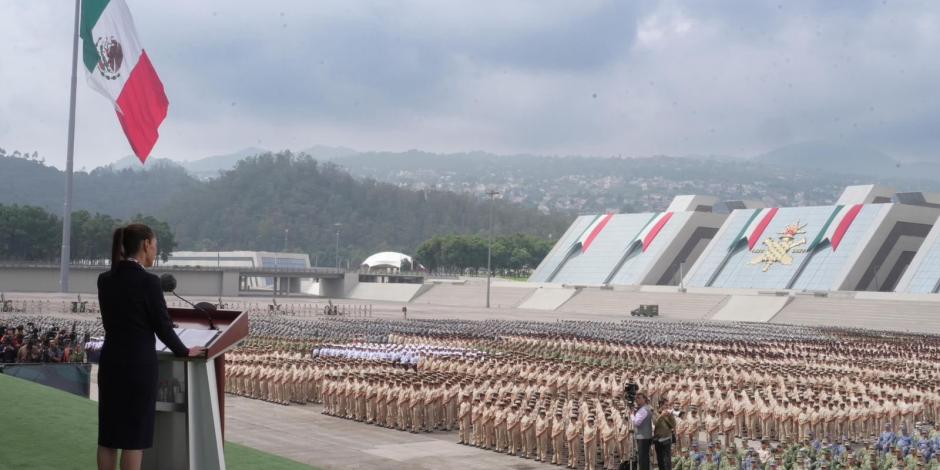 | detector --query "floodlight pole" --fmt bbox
[485,190,500,308]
